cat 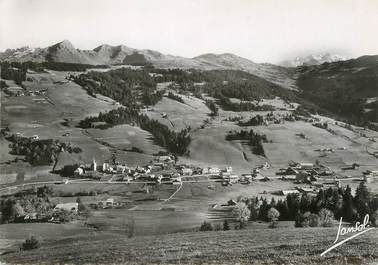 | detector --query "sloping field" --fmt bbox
[254,120,378,171]
[86,124,163,155]
[1,225,377,265]
[146,96,210,131]
[1,70,163,179]
[180,117,266,174]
